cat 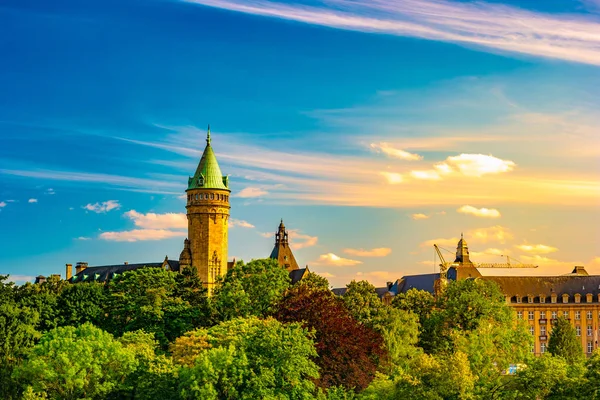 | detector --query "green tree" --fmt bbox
[102,267,203,347]
[371,307,421,373]
[501,354,570,400]
[294,272,330,291]
[178,317,319,399]
[14,323,137,399]
[548,317,585,365]
[15,276,67,333]
[391,288,435,327]
[342,280,383,326]
[212,258,290,321]
[0,276,40,400]
[56,282,106,327]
